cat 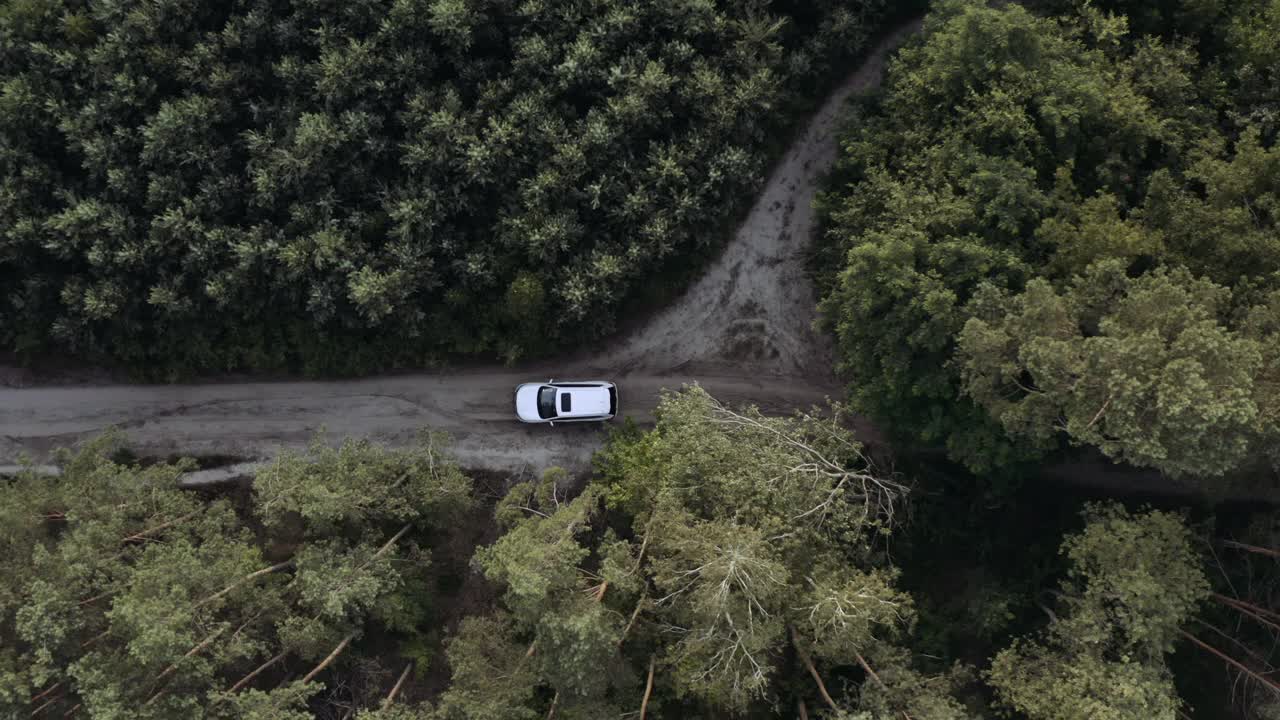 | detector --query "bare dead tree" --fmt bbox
[698,394,910,528]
